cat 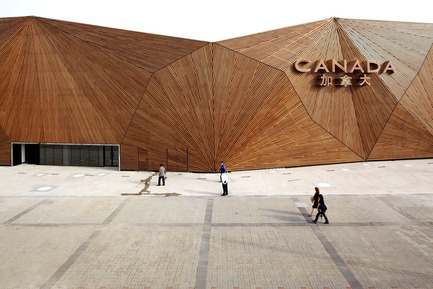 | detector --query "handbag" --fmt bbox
[318,204,327,213]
